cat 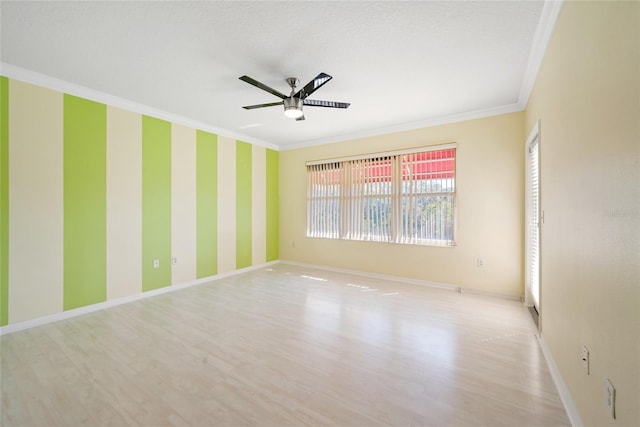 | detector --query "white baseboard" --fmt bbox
[280,260,522,301]
[537,333,583,427]
[0,261,279,336]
